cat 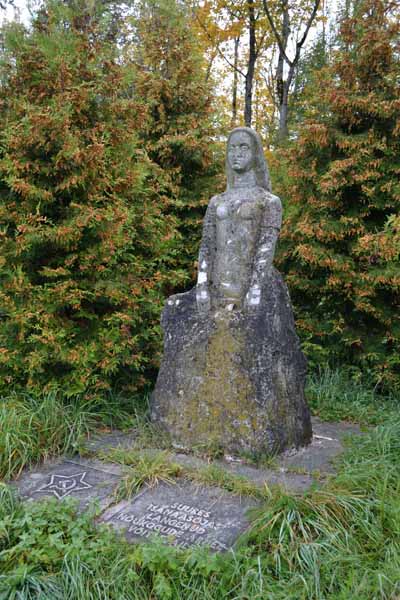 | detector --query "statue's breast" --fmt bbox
[215,198,263,223]
[216,203,229,220]
[212,192,265,300]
